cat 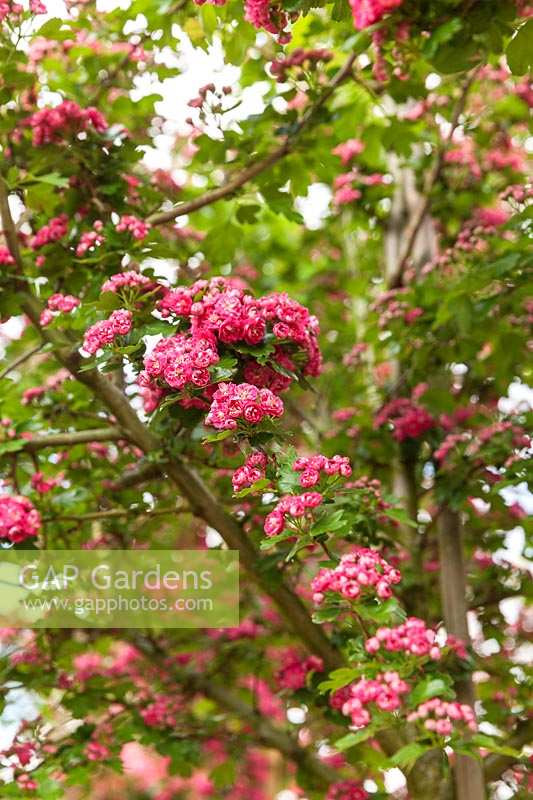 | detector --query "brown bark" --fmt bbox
[438,507,486,800]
